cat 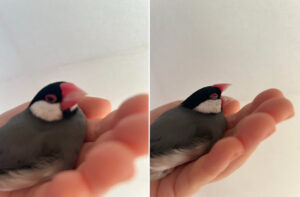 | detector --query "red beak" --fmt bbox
[60,83,86,111]
[212,83,231,92]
